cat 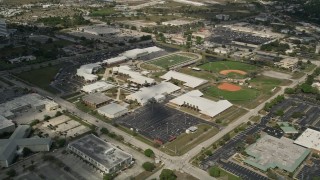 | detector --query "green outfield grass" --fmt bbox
[200,61,257,77]
[203,86,259,102]
[147,53,196,69]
